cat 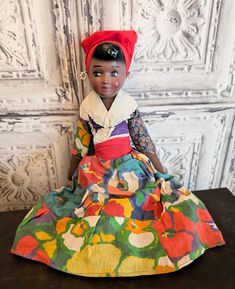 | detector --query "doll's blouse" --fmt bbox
[72,90,156,157]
